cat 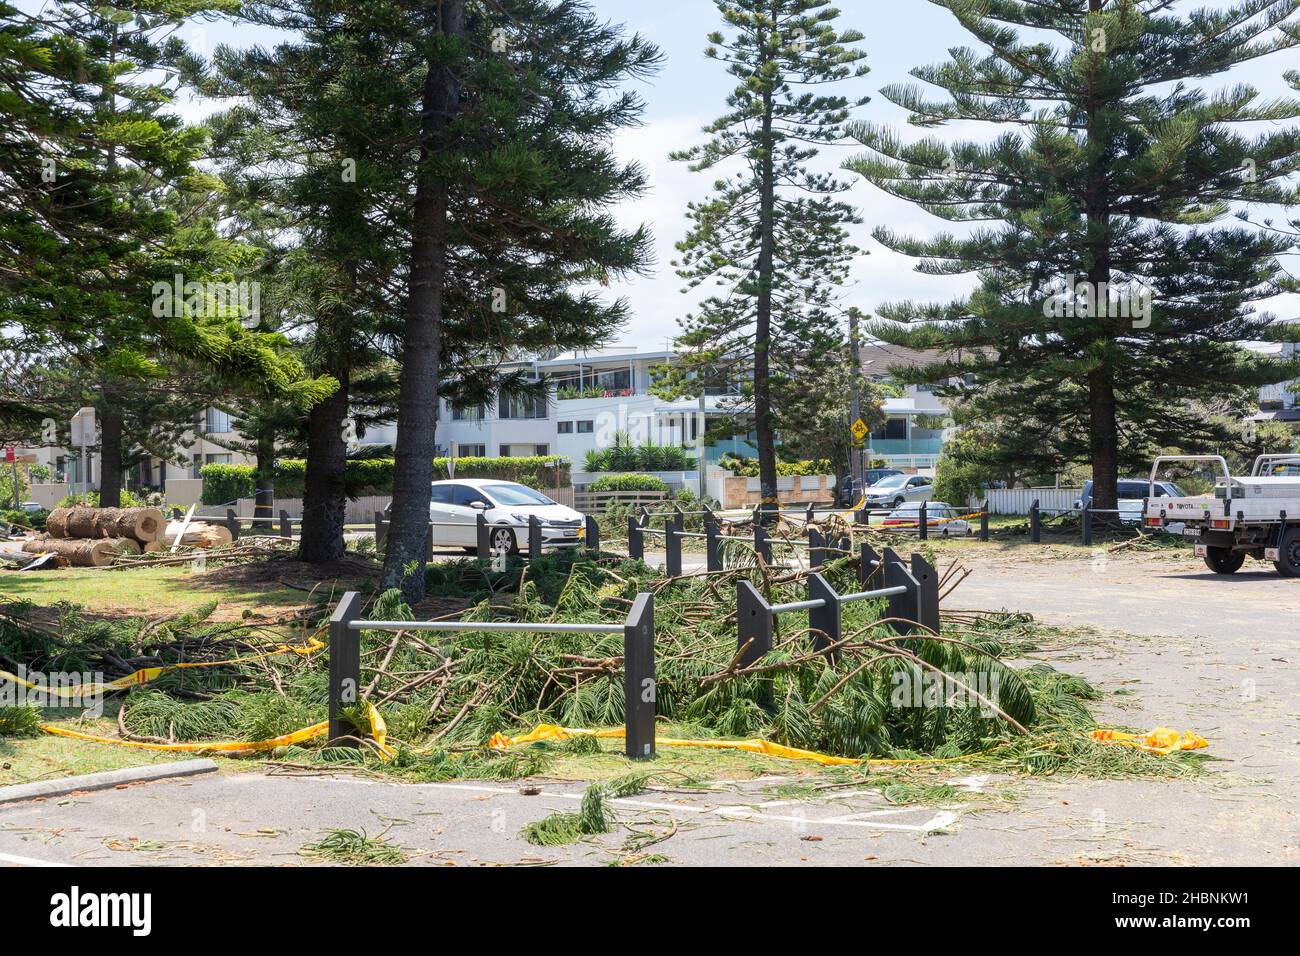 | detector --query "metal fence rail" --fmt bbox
[328,590,656,759]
